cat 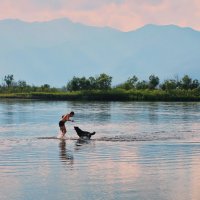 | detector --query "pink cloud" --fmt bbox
[0,0,200,31]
